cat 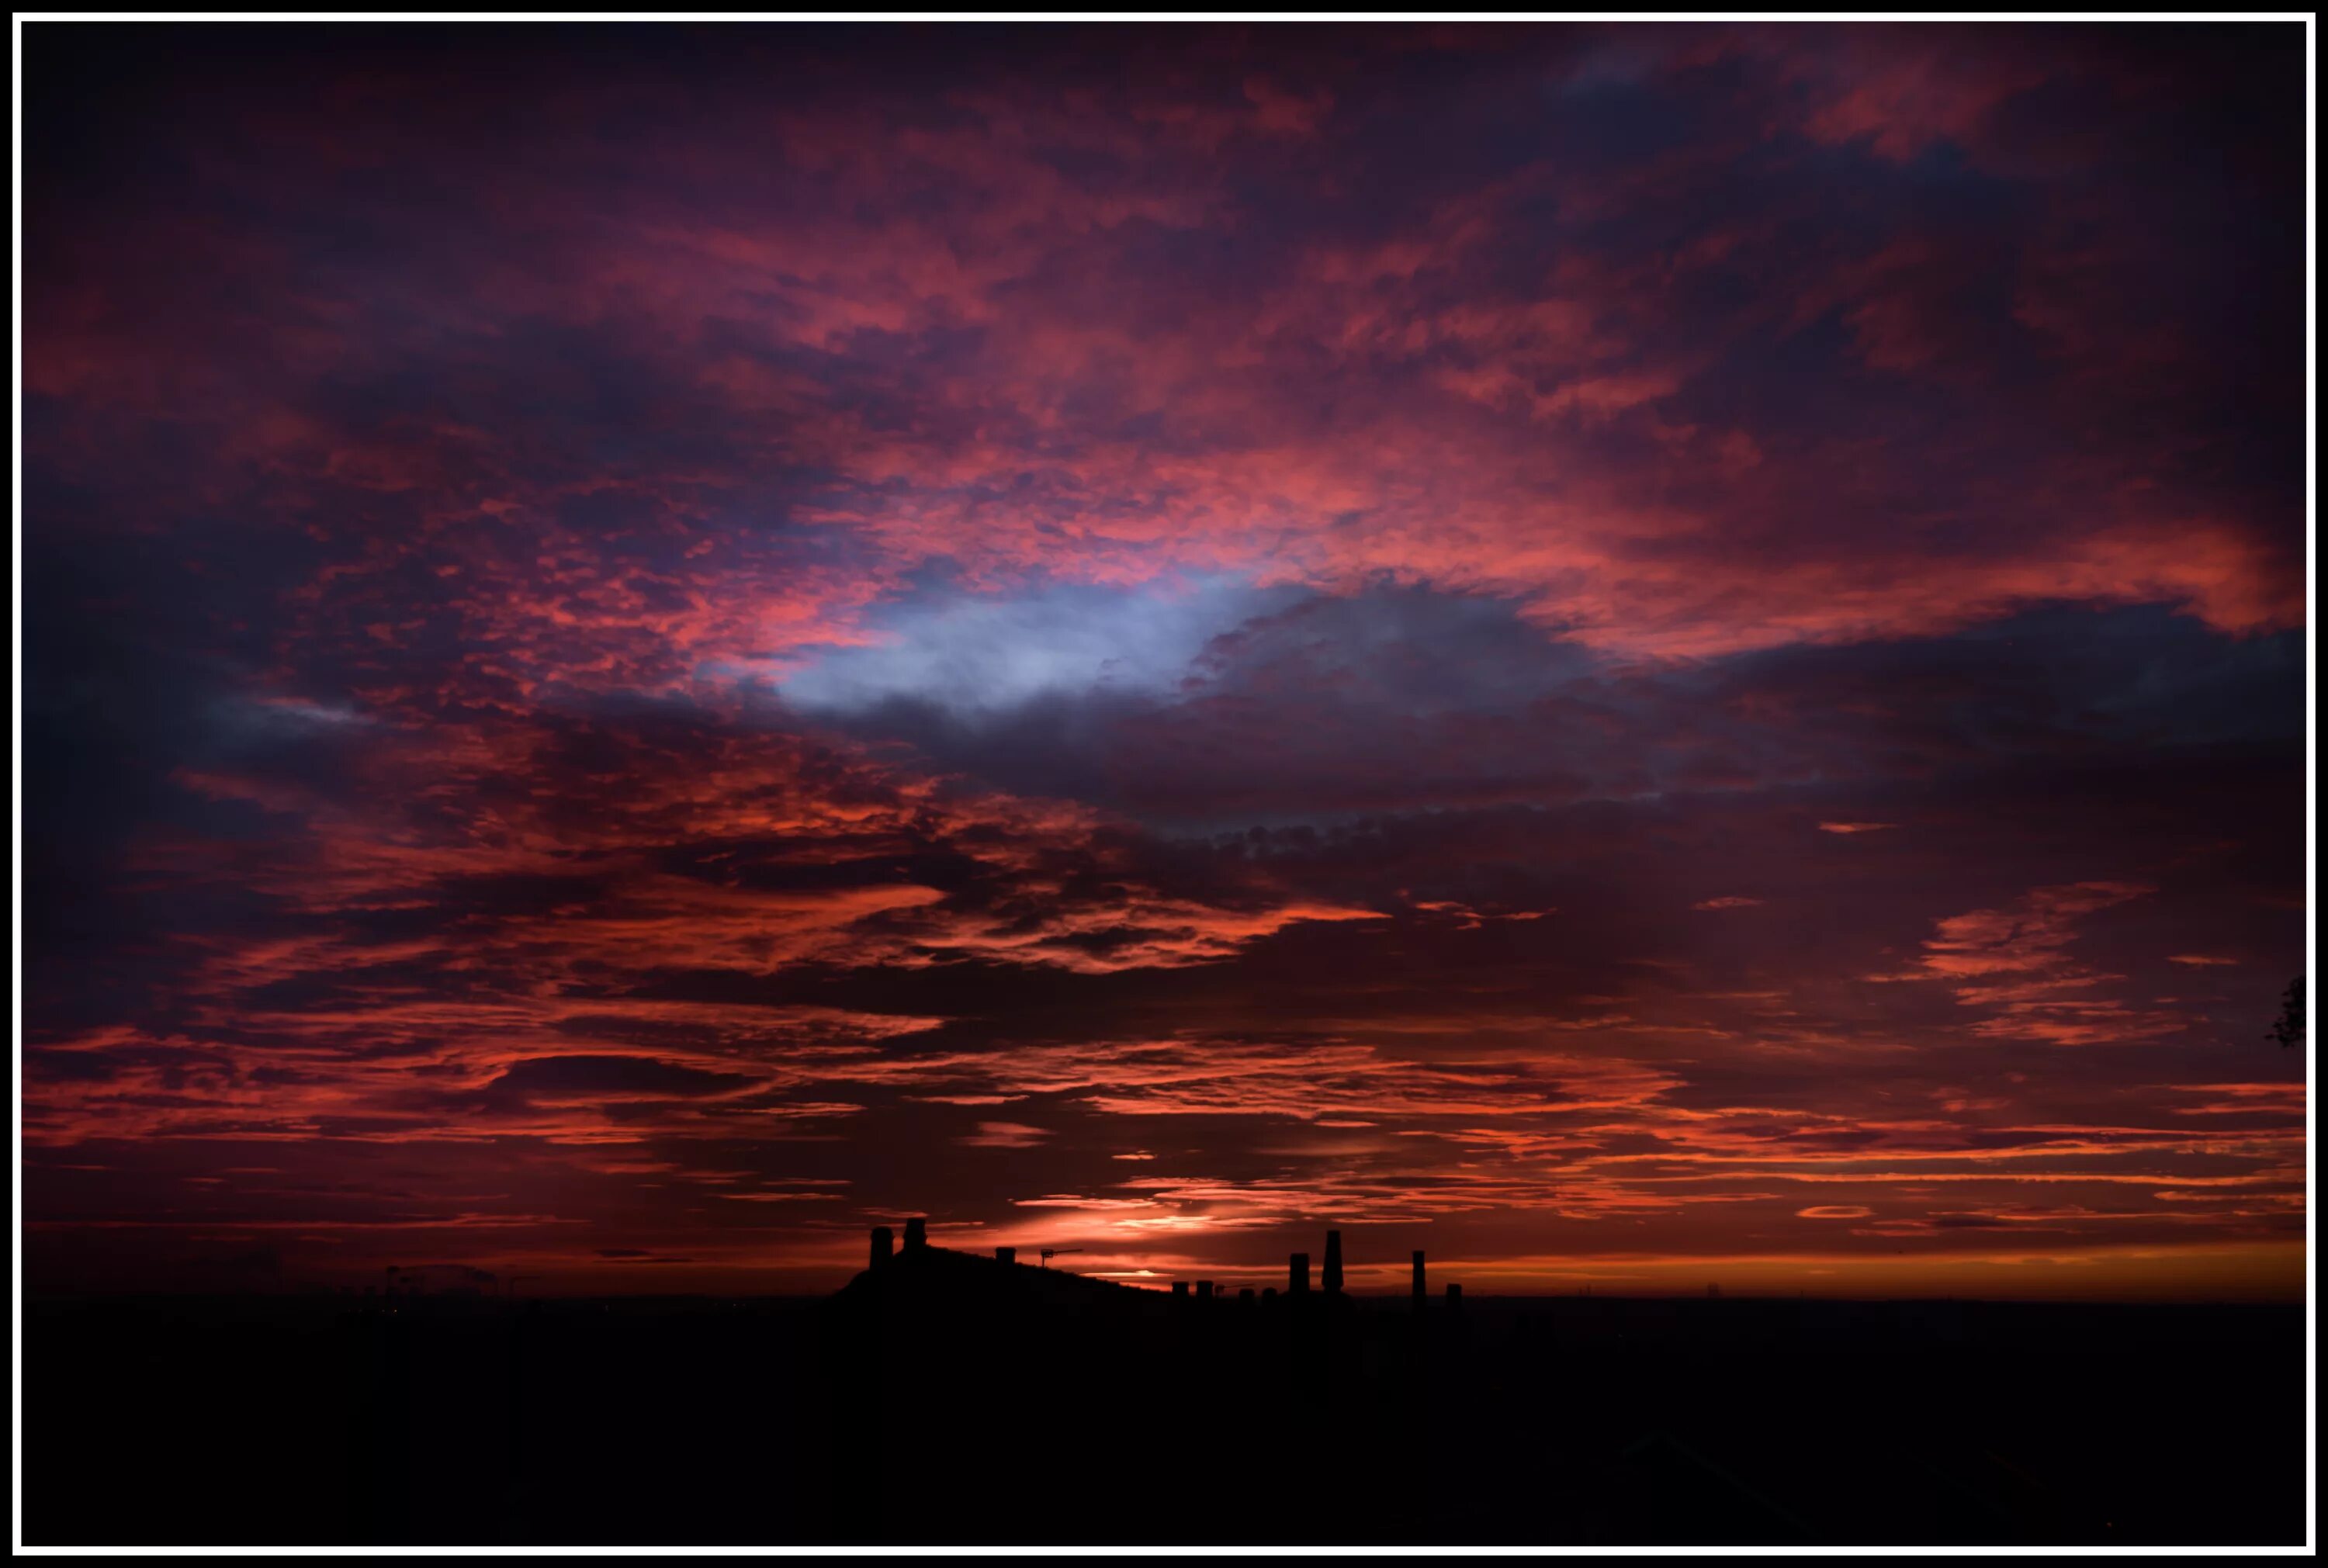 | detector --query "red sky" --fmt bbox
[20,22,2309,1298]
